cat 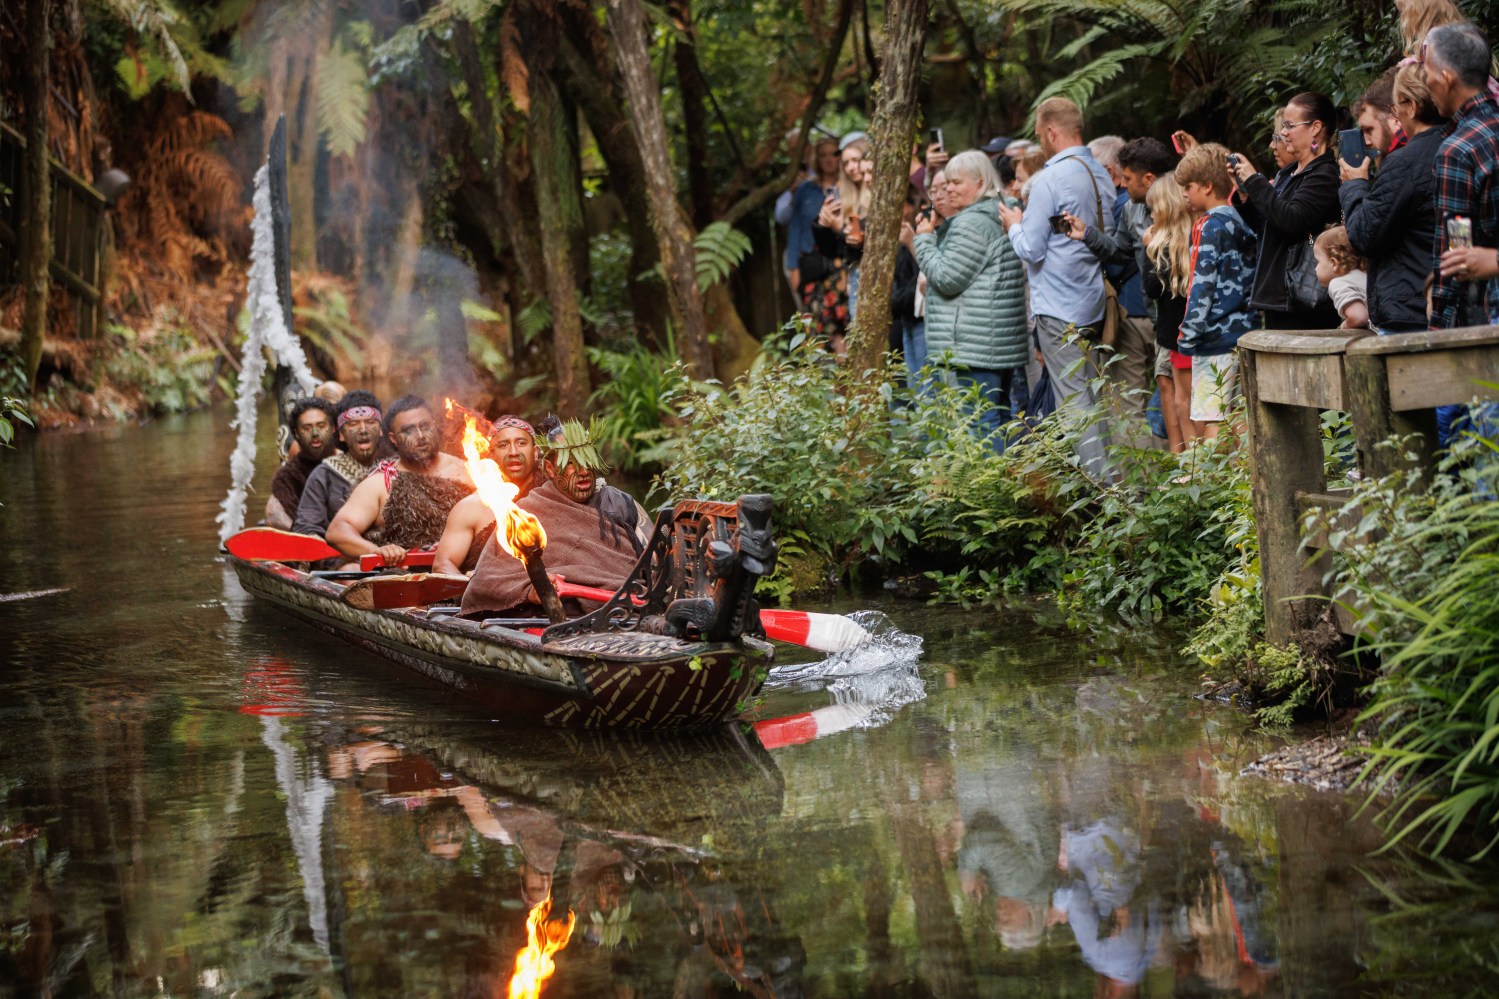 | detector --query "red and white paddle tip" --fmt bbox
[760,609,872,654]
